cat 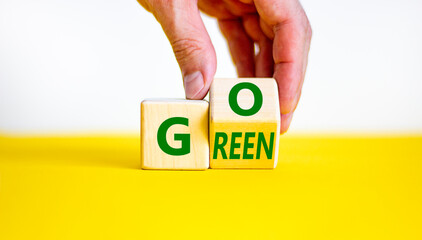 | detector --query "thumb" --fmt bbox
[150,0,216,99]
